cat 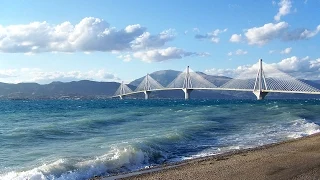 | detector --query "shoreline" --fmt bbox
[94,133,320,180]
